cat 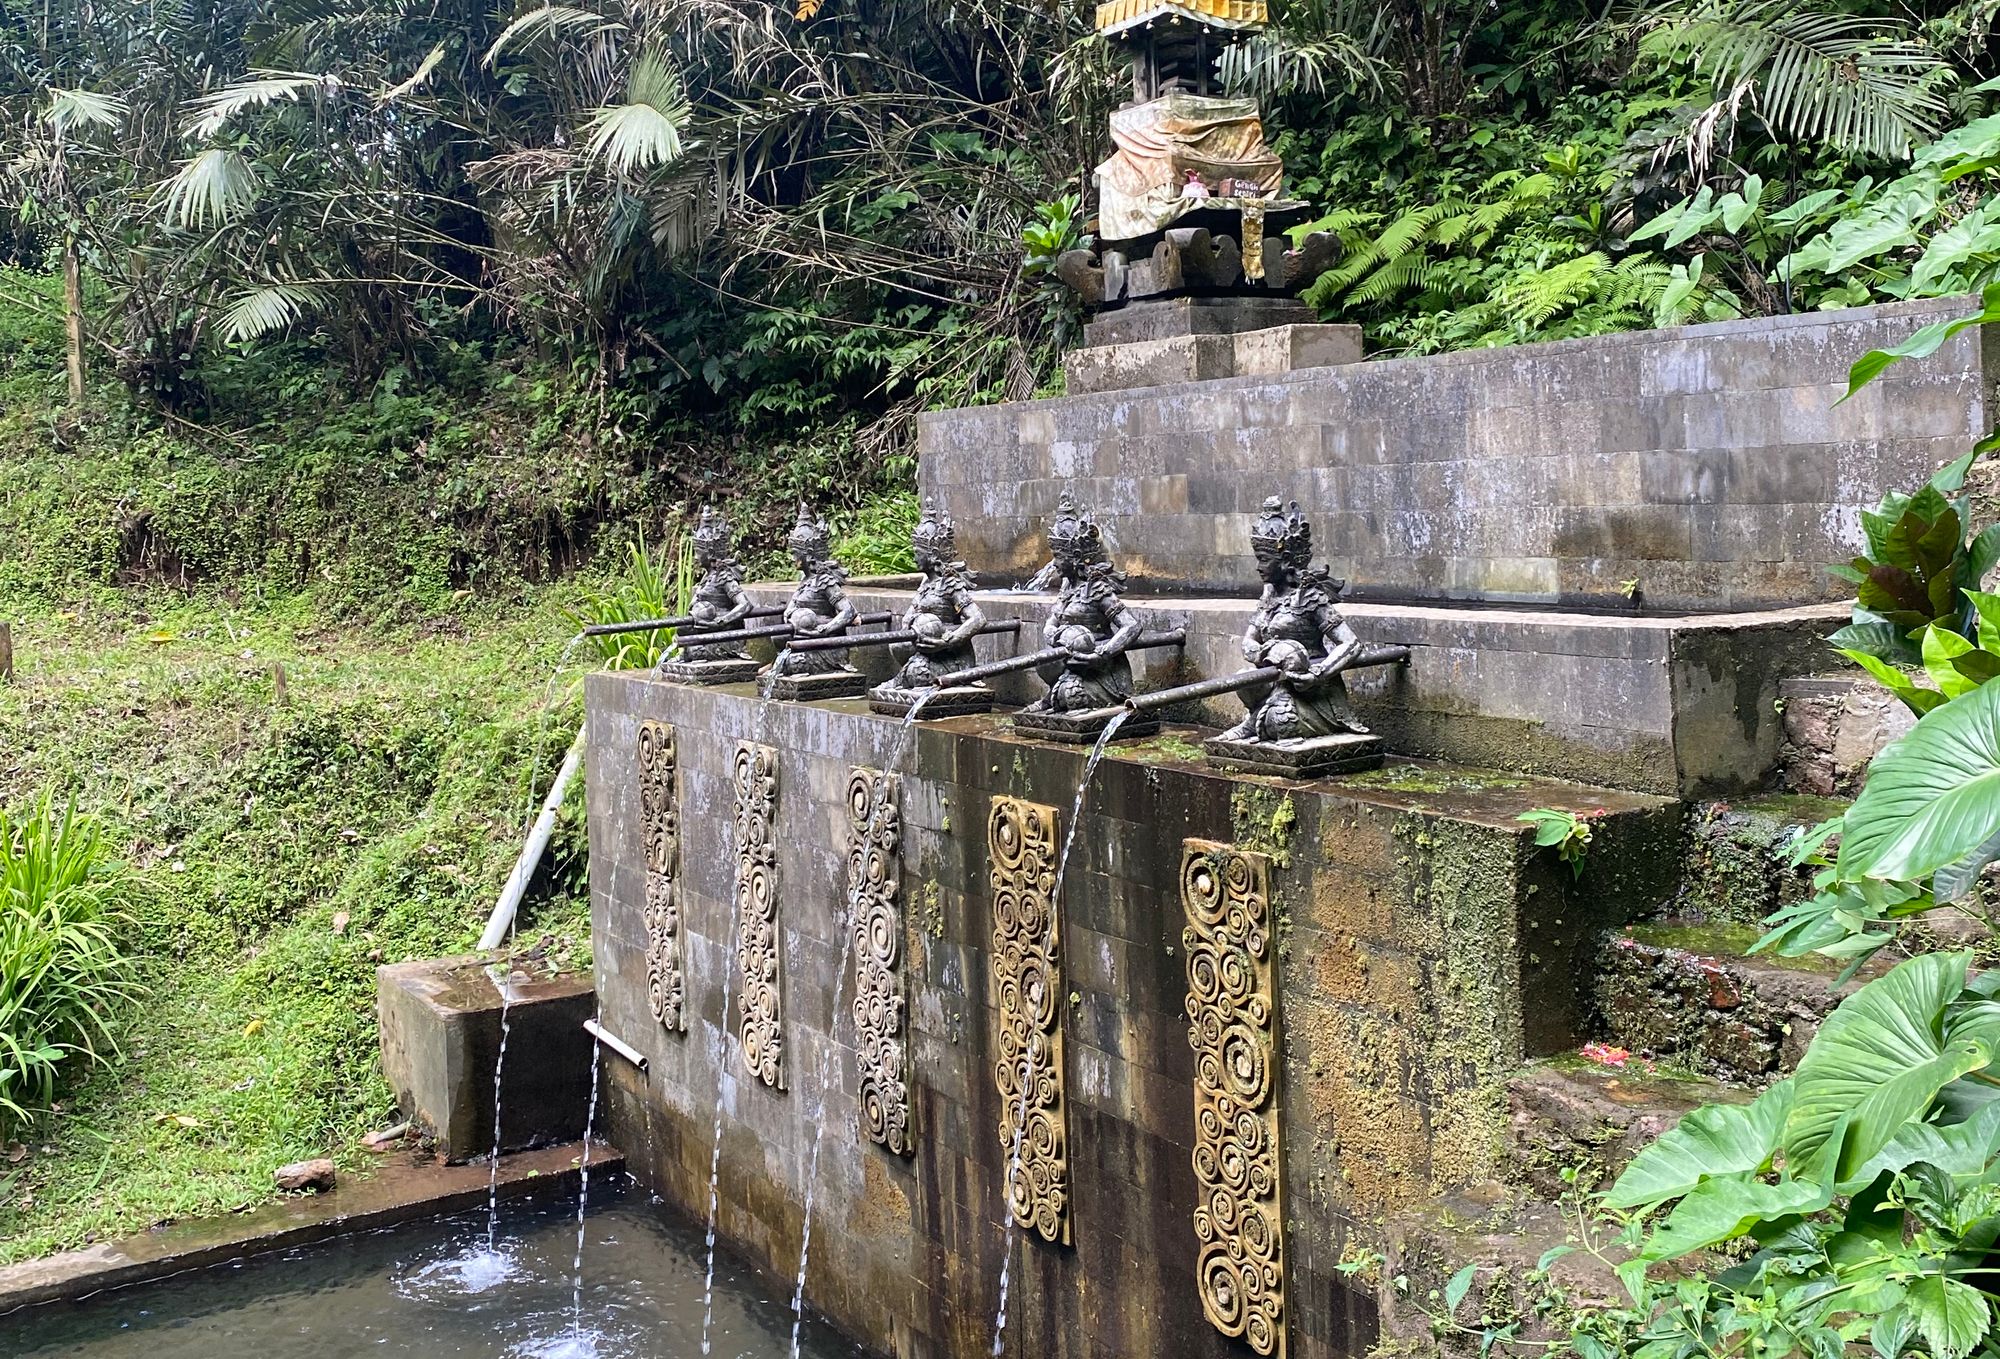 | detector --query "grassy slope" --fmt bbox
[0,586,595,1263]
